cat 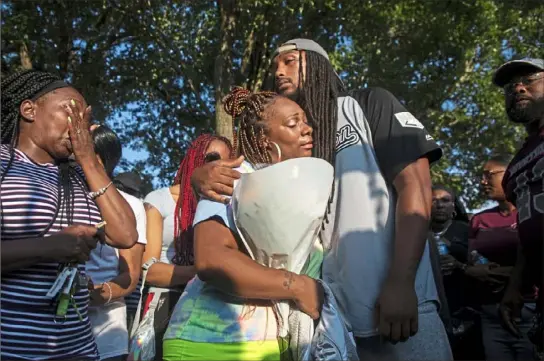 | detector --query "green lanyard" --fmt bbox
[53,265,84,323]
